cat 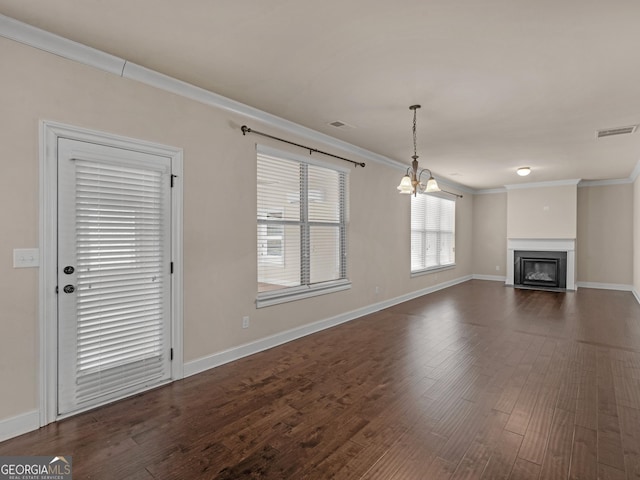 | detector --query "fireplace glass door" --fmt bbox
[521,258,559,287]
